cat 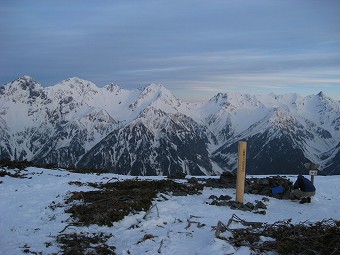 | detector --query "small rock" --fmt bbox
[254,210,266,215]
[219,195,232,201]
[210,200,220,206]
[262,197,270,202]
[218,201,229,206]
[245,202,255,210]
[254,201,267,210]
